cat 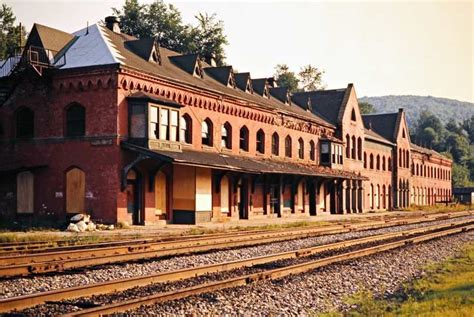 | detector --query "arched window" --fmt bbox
[376,155,380,170]
[399,149,402,167]
[180,114,192,144]
[351,136,356,159]
[388,157,392,171]
[309,140,316,161]
[285,135,292,158]
[369,153,374,169]
[272,132,279,156]
[382,156,386,171]
[363,152,367,168]
[351,108,356,121]
[345,134,350,158]
[15,107,34,138]
[405,150,409,168]
[66,103,85,137]
[239,125,249,151]
[201,118,213,146]
[357,137,362,160]
[221,122,232,149]
[256,129,265,154]
[298,138,304,159]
